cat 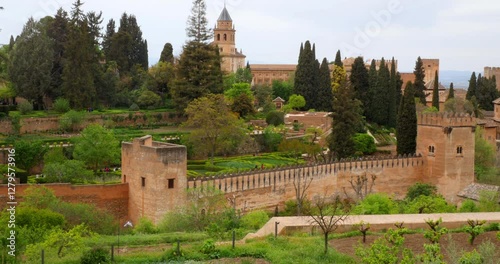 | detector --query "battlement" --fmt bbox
[417,113,476,127]
[484,66,500,72]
